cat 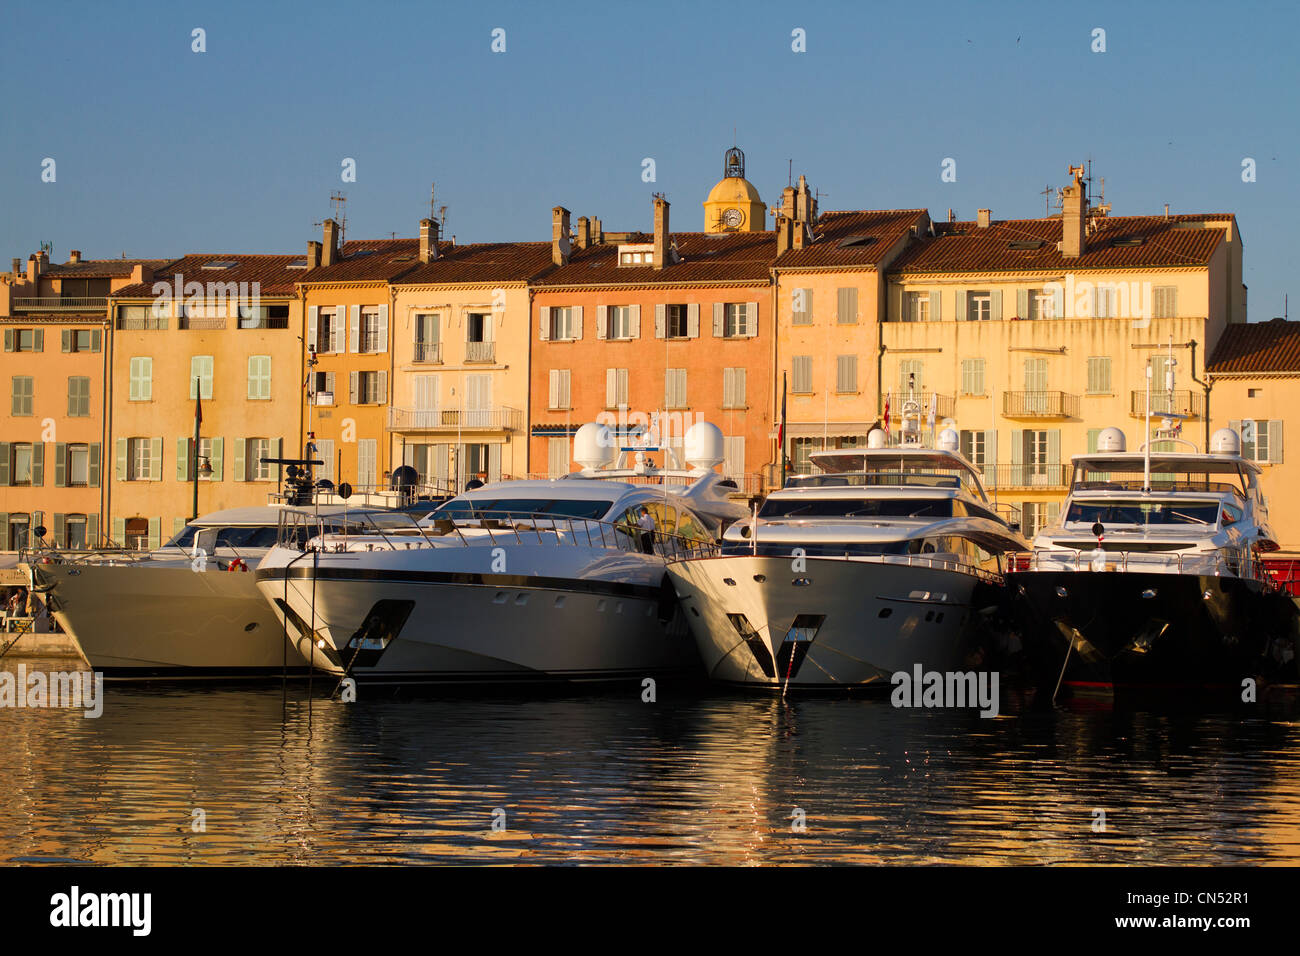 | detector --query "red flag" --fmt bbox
[883,395,891,433]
